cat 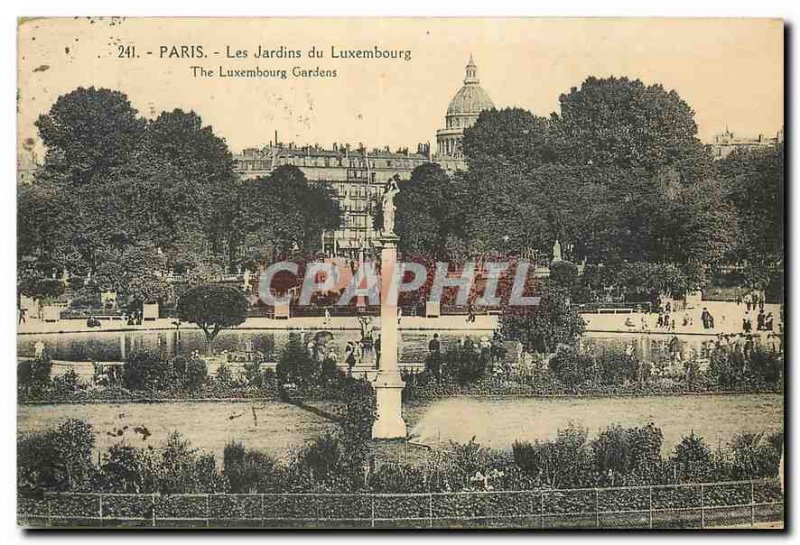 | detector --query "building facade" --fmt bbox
[708,127,784,160]
[235,142,431,257]
[232,56,496,257]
